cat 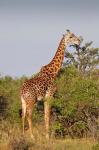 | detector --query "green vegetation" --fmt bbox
[51,66,99,139]
[0,40,99,149]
